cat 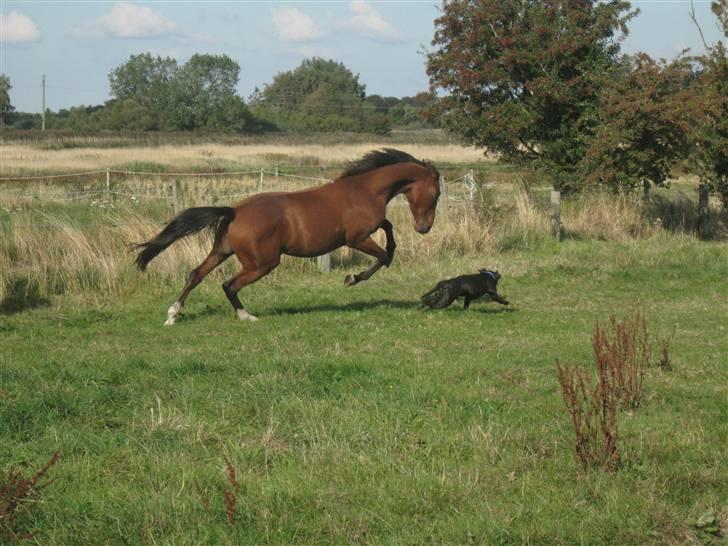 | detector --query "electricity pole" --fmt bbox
[41,74,46,131]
